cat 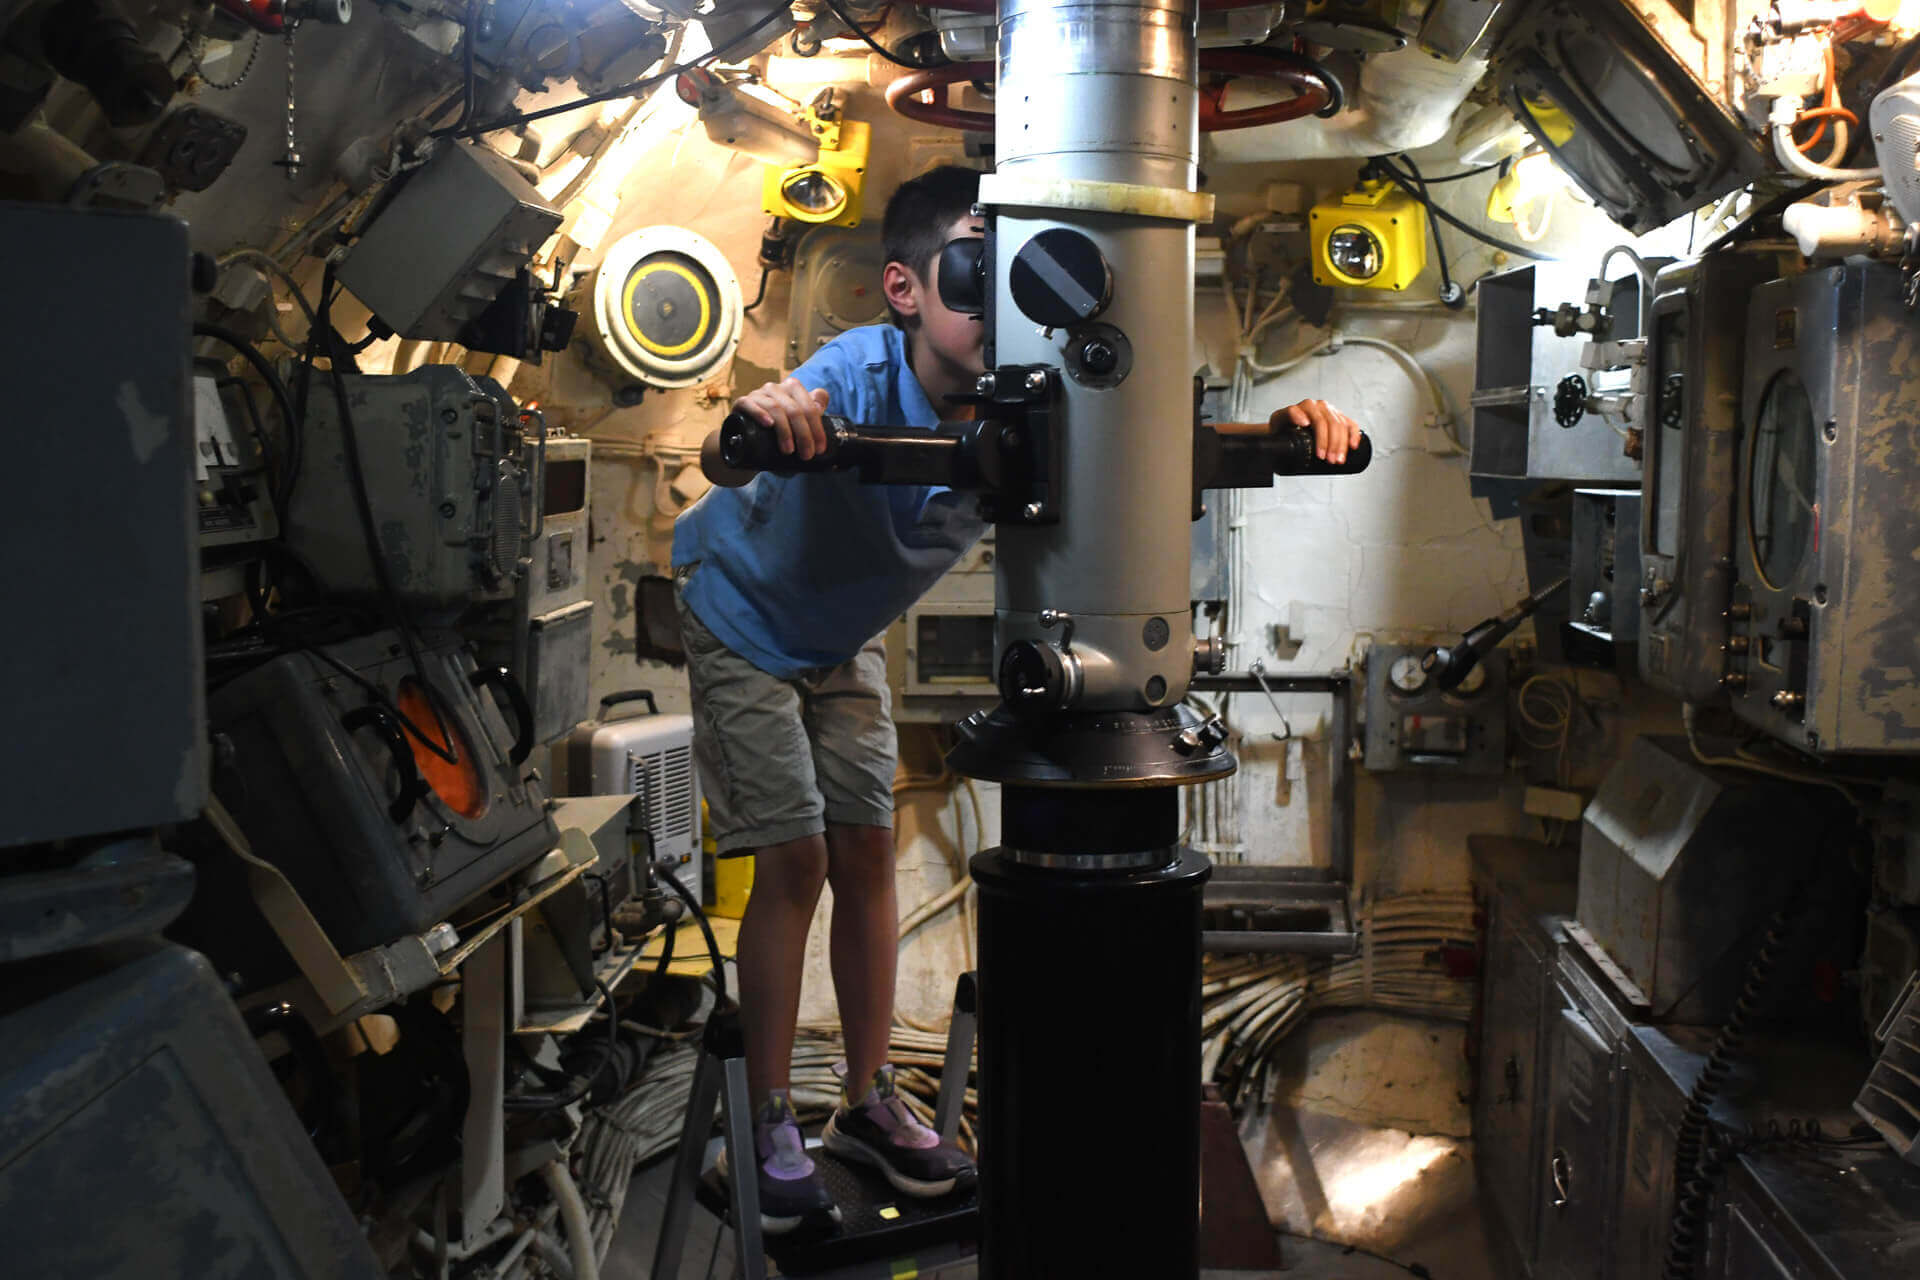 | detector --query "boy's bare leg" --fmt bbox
[738,833,830,1107]
[824,822,898,1092]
